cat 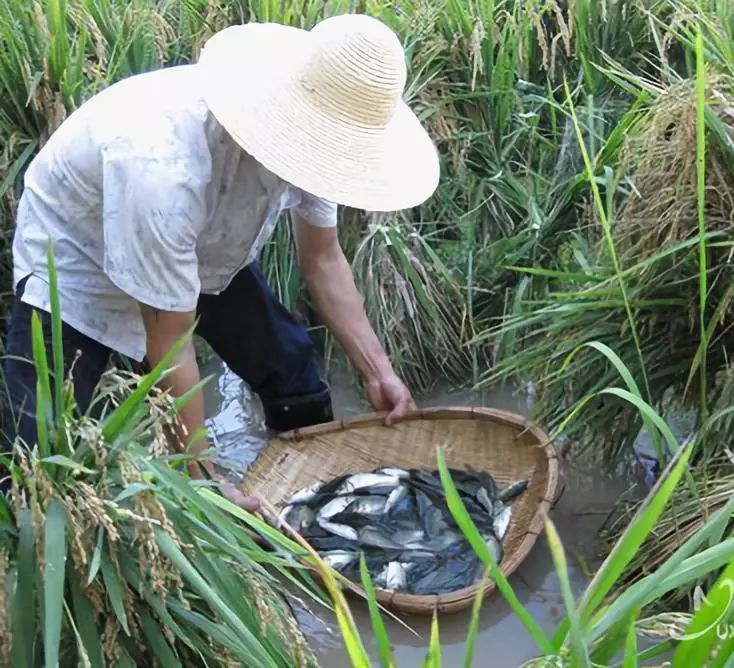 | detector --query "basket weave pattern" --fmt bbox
[243,407,558,614]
